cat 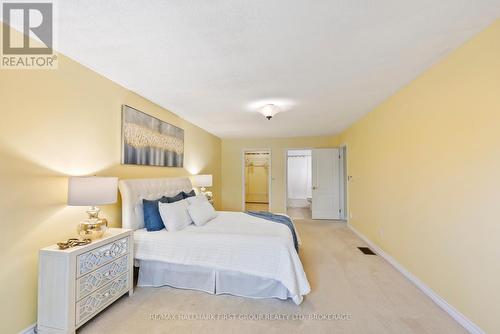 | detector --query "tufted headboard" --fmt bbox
[118,177,193,230]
